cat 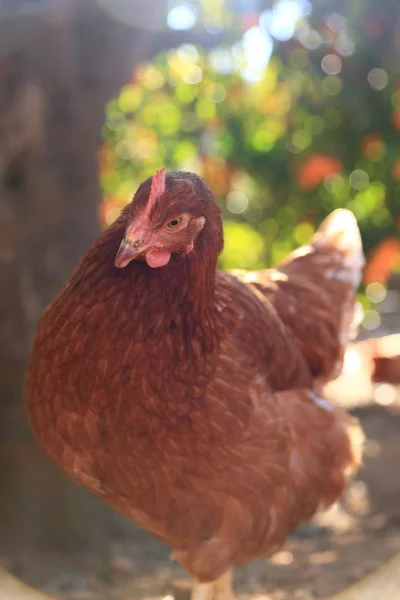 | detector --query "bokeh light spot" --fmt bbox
[182,65,203,84]
[334,33,355,56]
[294,222,314,245]
[368,68,389,91]
[106,112,126,131]
[118,85,143,112]
[177,44,199,62]
[115,140,135,160]
[305,115,325,134]
[362,134,386,161]
[205,83,226,103]
[349,169,369,190]
[321,54,342,75]
[363,309,381,331]
[321,75,343,95]
[366,282,387,303]
[209,48,234,74]
[167,3,197,30]
[391,90,400,108]
[226,191,249,214]
[292,129,312,150]
[324,173,345,194]
[297,24,322,50]
[373,383,397,406]
[325,13,347,33]
[392,158,400,181]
